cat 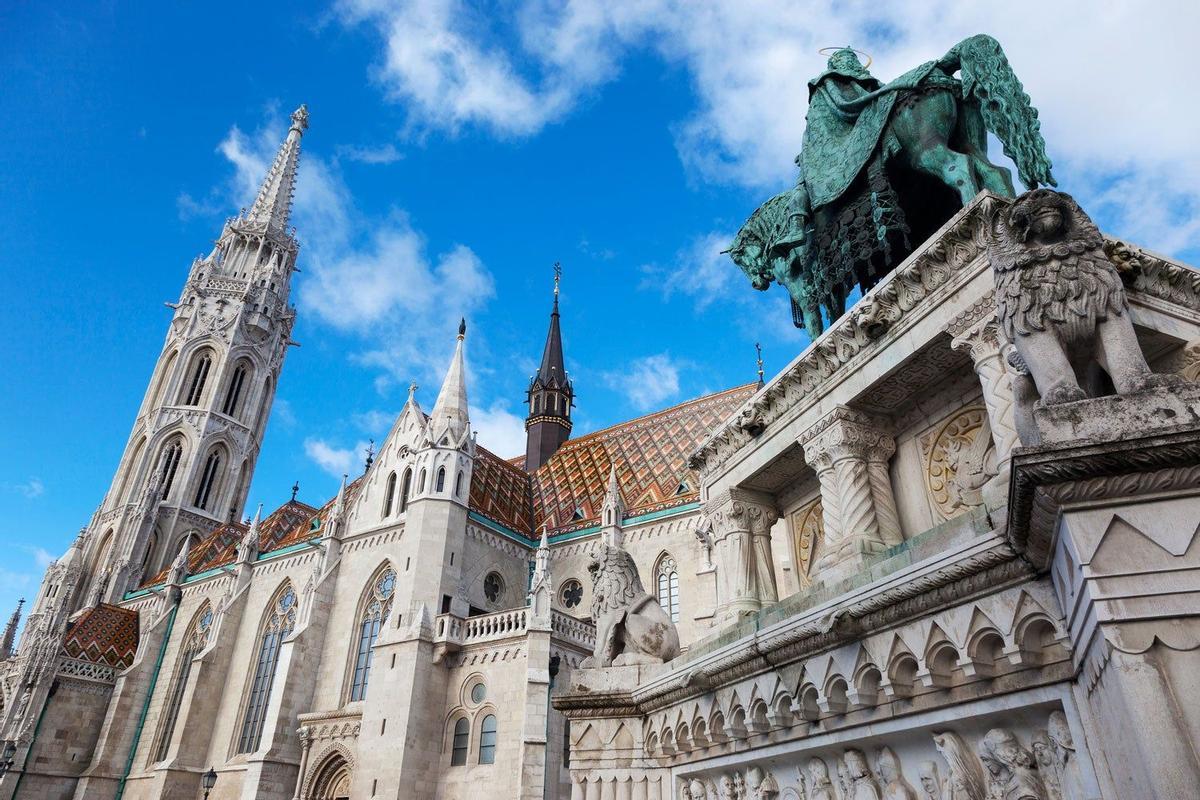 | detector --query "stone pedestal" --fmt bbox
[1008,383,1200,800]
[799,407,900,580]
